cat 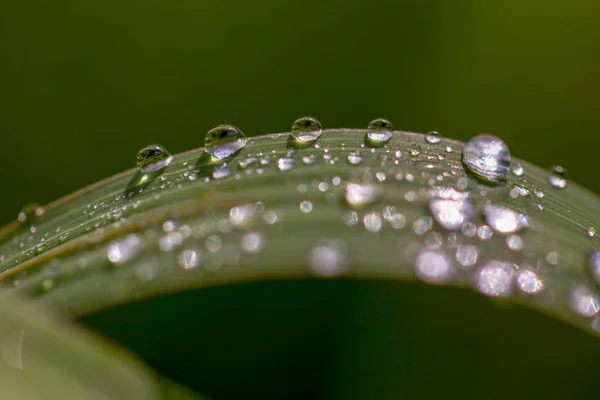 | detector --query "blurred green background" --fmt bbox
[3,1,600,399]
[2,0,600,224]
